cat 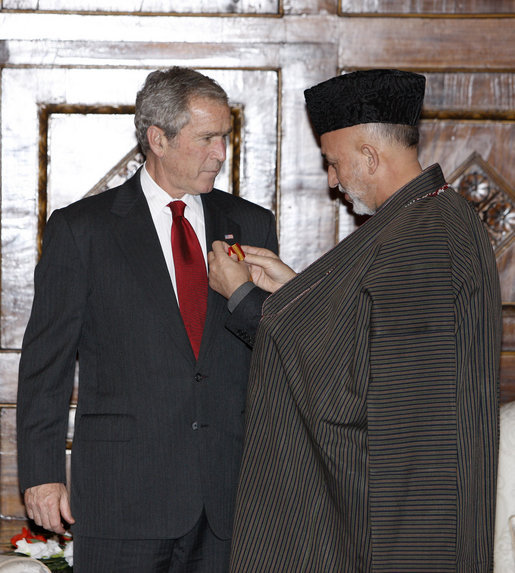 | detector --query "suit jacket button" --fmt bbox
[195,373,203,382]
[192,422,199,431]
